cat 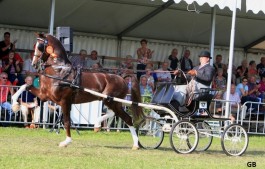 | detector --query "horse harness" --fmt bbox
[35,37,82,87]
